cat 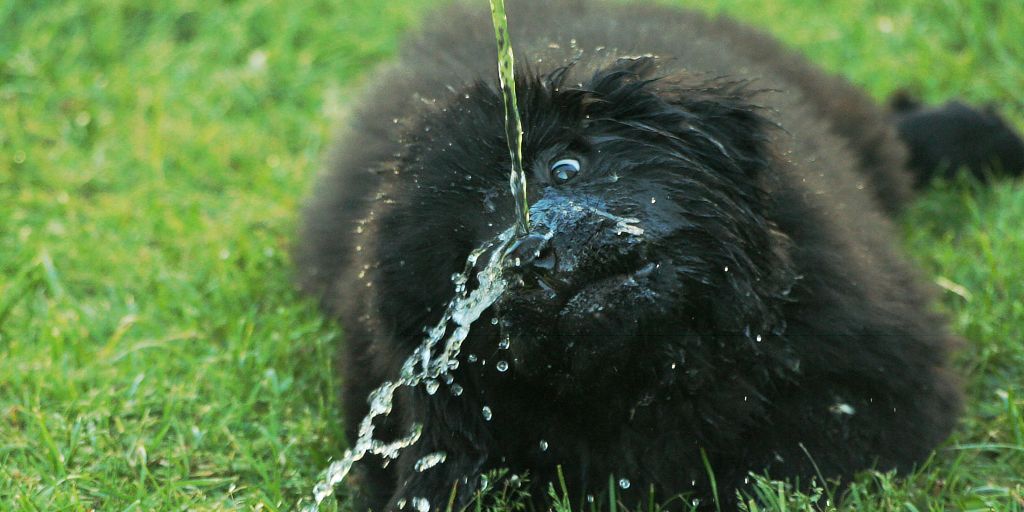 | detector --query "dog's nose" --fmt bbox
[504,233,556,272]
